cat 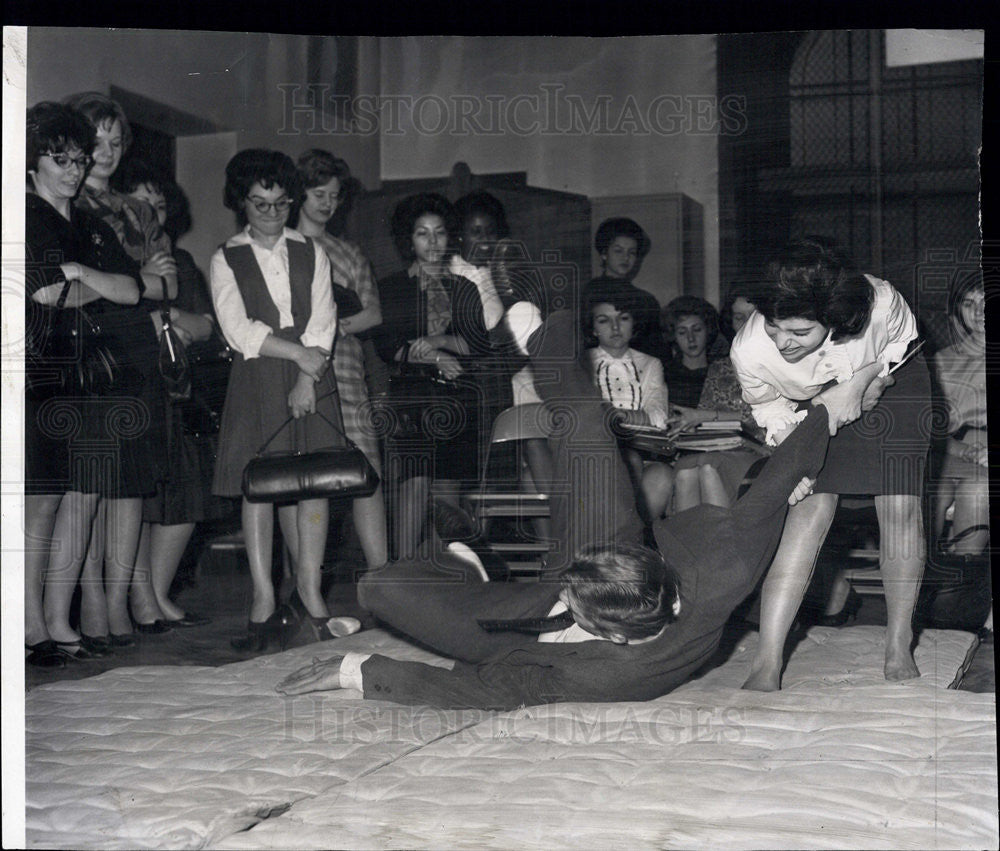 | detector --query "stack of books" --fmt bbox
[621,420,768,457]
